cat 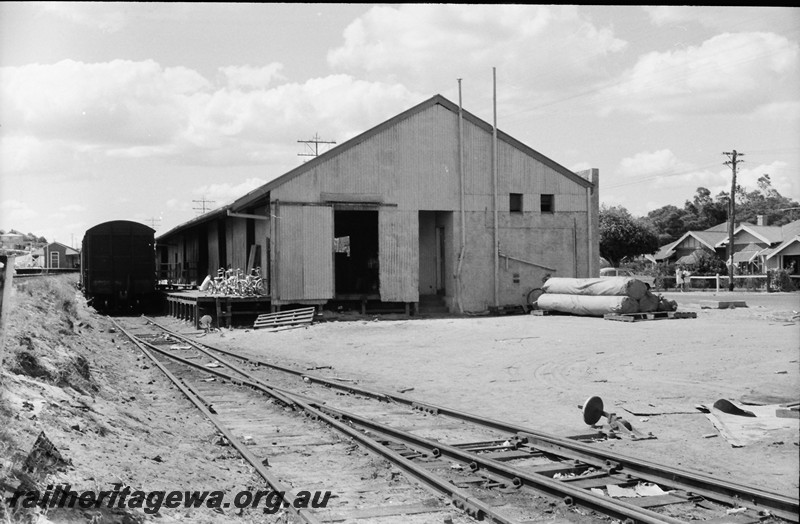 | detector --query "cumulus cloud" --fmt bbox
[0,59,423,174]
[0,200,38,224]
[605,32,799,119]
[733,161,798,200]
[219,64,286,90]
[328,5,626,101]
[59,204,86,213]
[643,6,787,32]
[192,178,268,207]
[1,59,208,147]
[618,149,689,178]
[613,150,728,193]
[39,2,128,33]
